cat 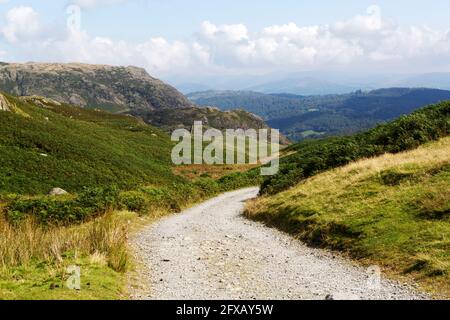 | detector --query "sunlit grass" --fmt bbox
[246,137,450,298]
